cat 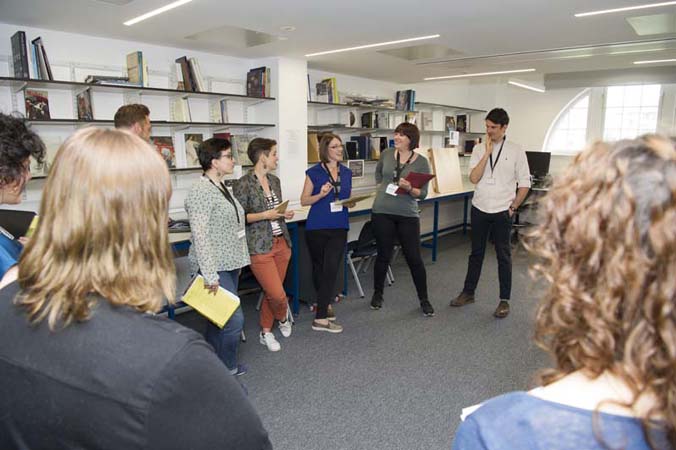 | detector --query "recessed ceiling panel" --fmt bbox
[185,24,278,49]
[627,14,676,36]
[377,44,463,61]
